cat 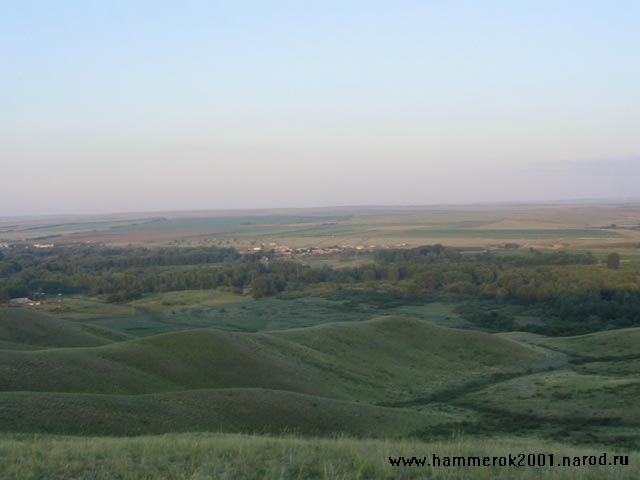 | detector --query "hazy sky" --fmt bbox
[2,1,639,215]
